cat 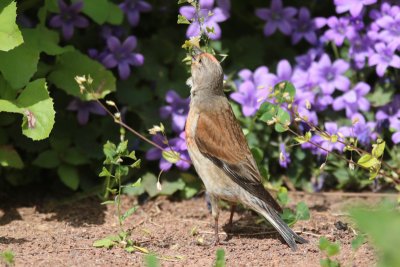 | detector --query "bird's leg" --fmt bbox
[226,203,236,233]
